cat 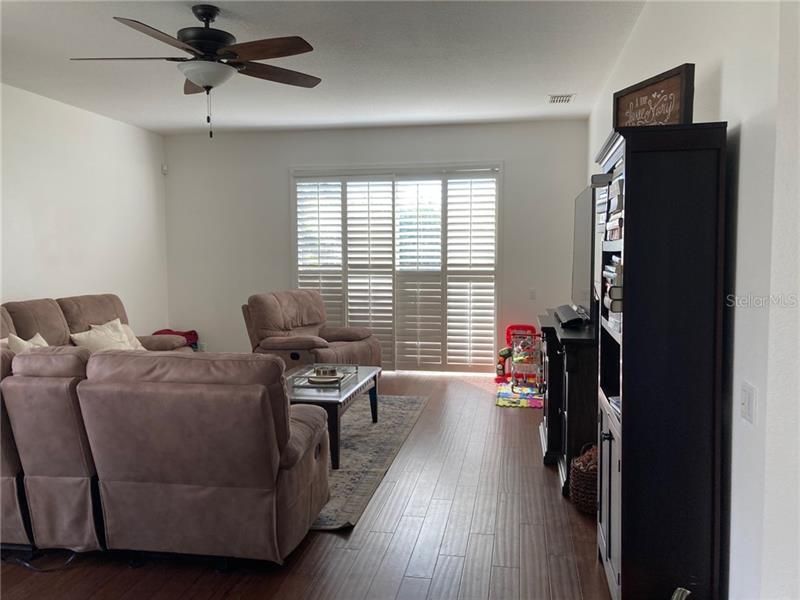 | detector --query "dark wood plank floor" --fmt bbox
[1,373,609,600]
